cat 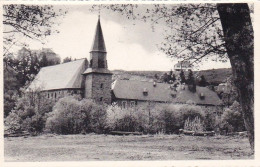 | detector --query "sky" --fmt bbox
[8,4,231,71]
